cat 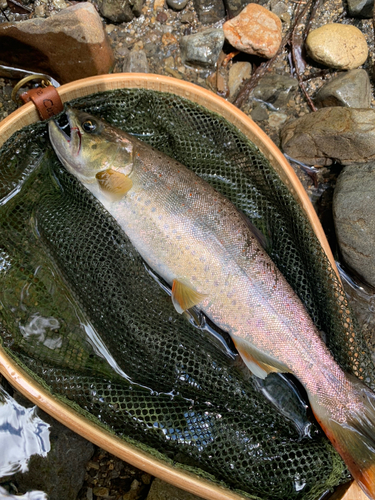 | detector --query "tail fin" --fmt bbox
[310,376,375,500]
